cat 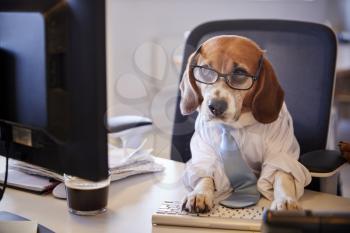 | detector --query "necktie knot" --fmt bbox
[220,124,231,135]
[220,125,237,153]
